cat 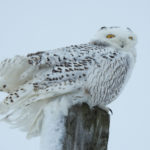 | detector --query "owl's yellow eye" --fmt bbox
[106,34,115,39]
[129,36,133,40]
